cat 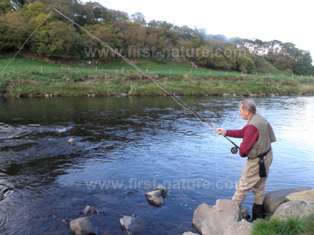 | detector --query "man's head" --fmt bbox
[239,99,256,120]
